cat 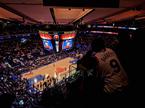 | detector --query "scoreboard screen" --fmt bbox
[39,30,76,52]
[42,39,53,50]
[39,31,53,51]
[62,39,73,50]
[61,31,76,50]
